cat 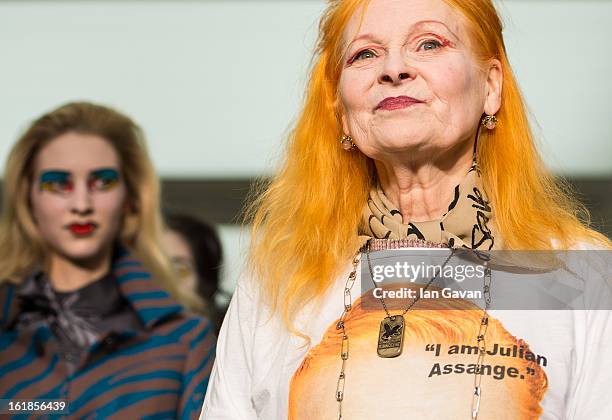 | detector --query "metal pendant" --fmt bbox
[377,315,405,358]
